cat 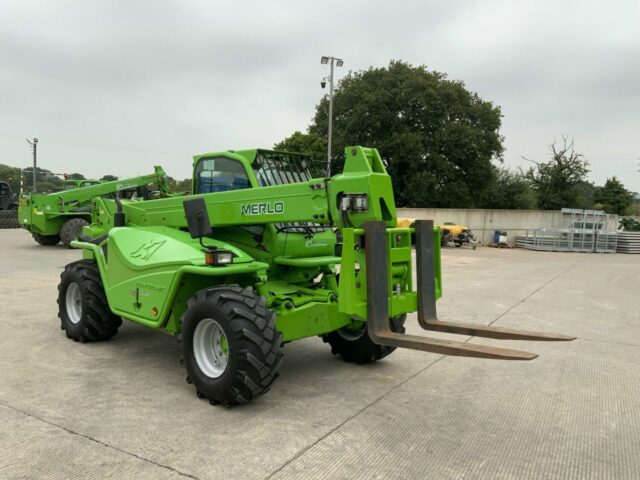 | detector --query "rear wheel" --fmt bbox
[324,315,406,364]
[181,285,283,407]
[60,218,88,248]
[0,219,17,229]
[57,260,121,342]
[0,210,18,228]
[33,233,60,245]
